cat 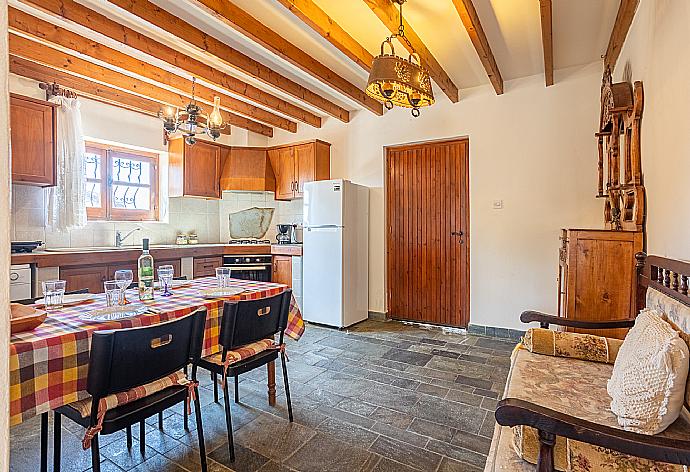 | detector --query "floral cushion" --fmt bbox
[203,338,276,367]
[567,439,684,472]
[647,288,690,335]
[523,328,623,364]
